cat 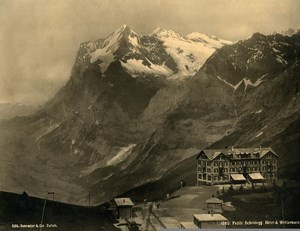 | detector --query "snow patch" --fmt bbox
[185,32,232,46]
[216,75,235,89]
[255,109,263,114]
[121,59,173,77]
[36,123,60,141]
[256,132,263,137]
[247,50,264,63]
[162,36,217,79]
[239,75,266,92]
[276,55,287,65]
[106,144,136,166]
